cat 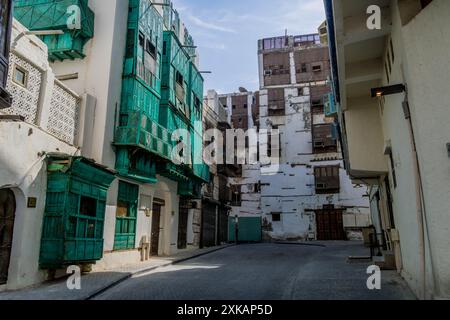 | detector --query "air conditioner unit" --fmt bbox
[316,183,327,190]
[314,140,325,148]
[264,70,272,76]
